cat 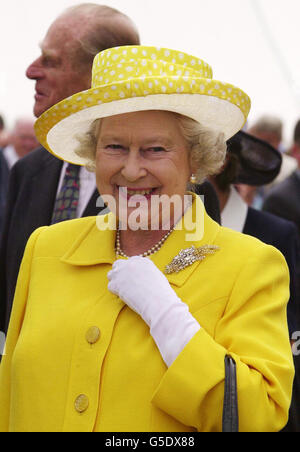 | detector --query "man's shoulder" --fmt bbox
[12,146,61,174]
[263,172,300,220]
[247,207,297,234]
[267,171,300,199]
